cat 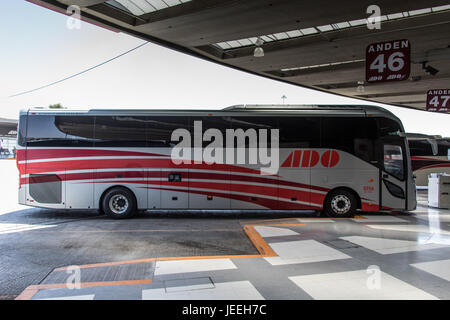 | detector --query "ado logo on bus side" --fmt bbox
[281,150,340,168]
